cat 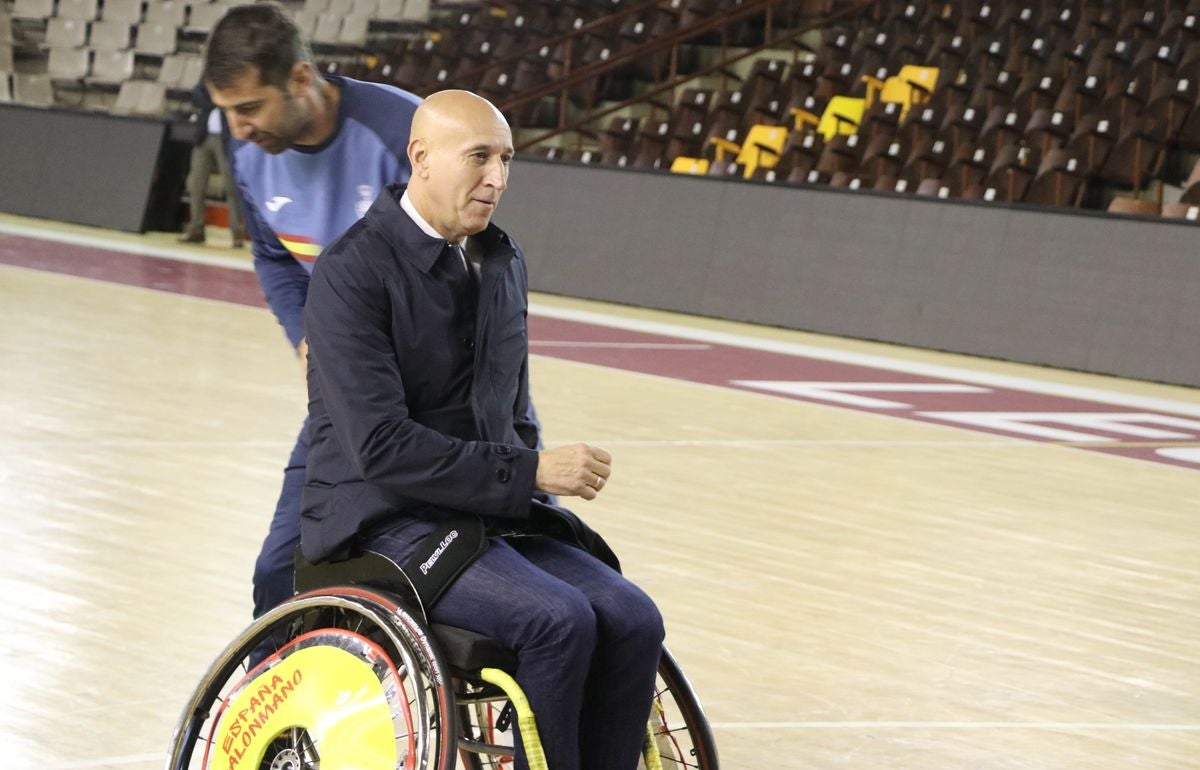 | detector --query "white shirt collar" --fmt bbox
[400,190,464,246]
